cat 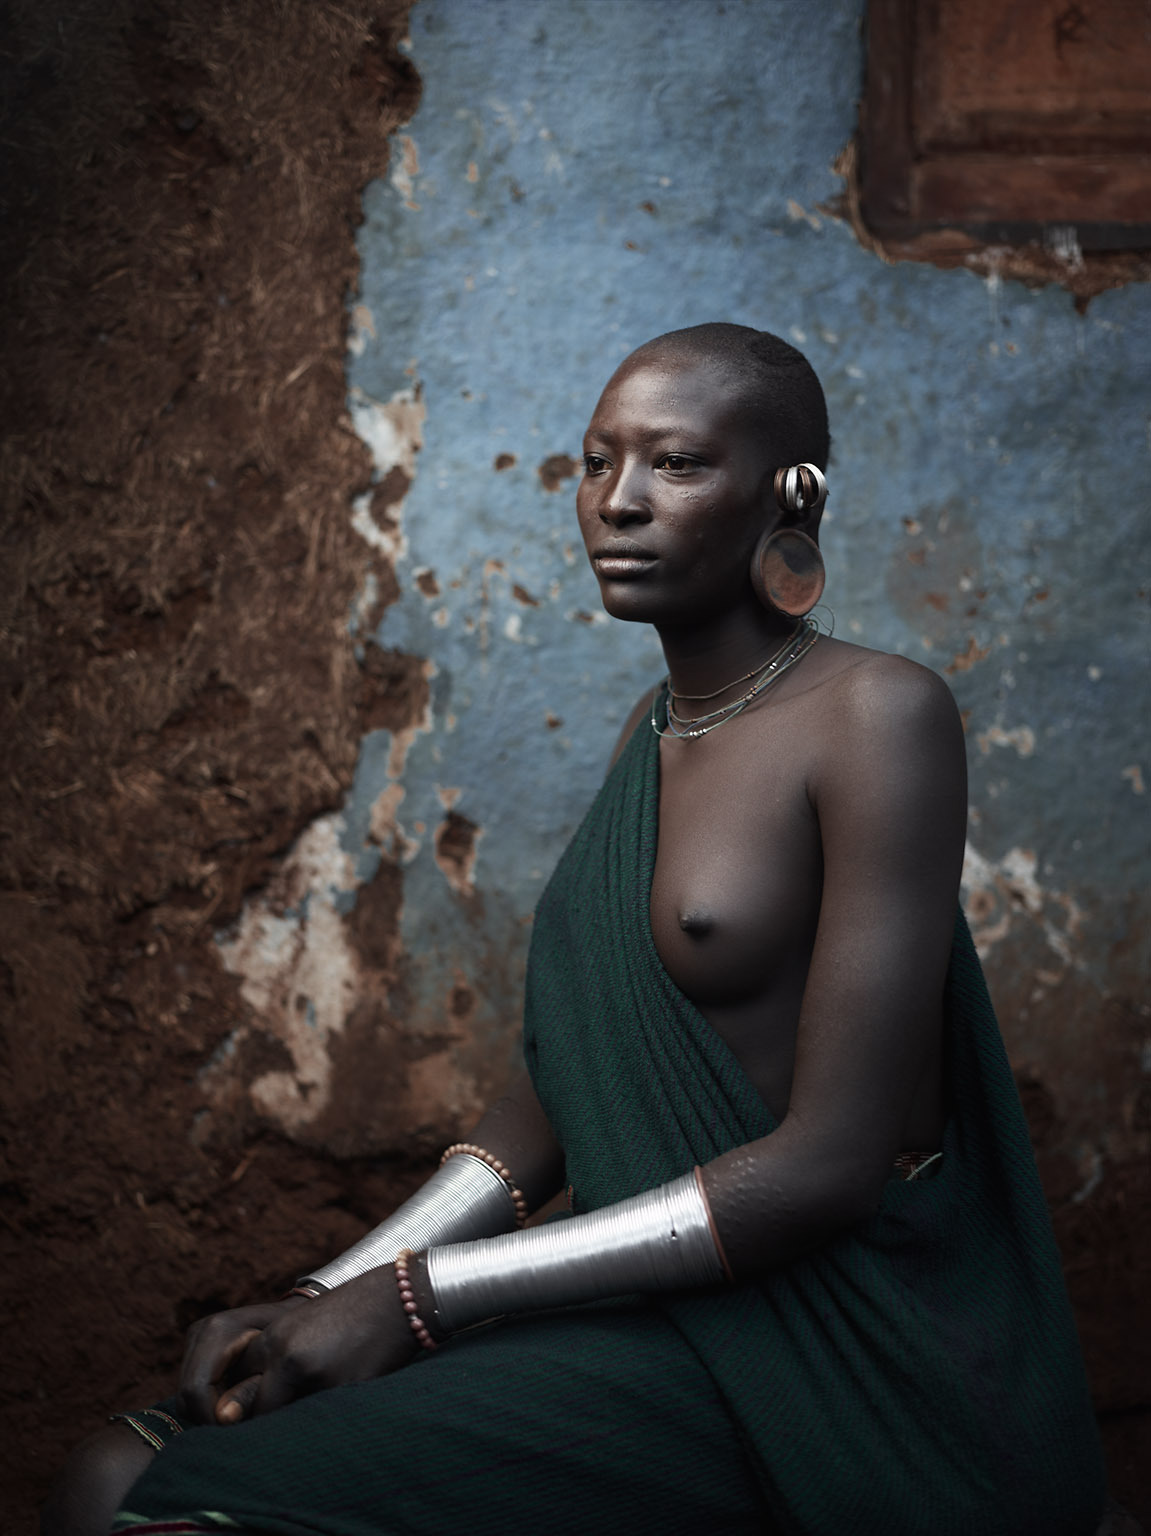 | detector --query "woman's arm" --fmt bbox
[179,1070,564,1422]
[702,655,967,1271]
